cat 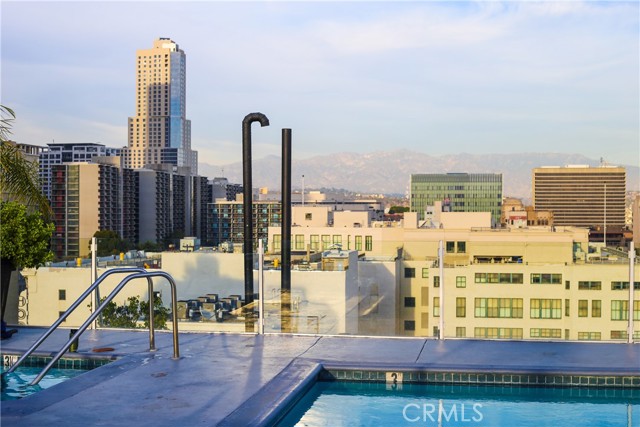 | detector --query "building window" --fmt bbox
[475,273,523,284]
[456,276,466,288]
[475,298,523,318]
[530,299,562,319]
[421,287,429,307]
[422,268,429,279]
[591,300,601,318]
[272,234,281,251]
[332,235,342,245]
[355,235,362,251]
[578,332,601,341]
[565,299,570,317]
[610,331,628,340]
[456,241,466,253]
[58,289,66,301]
[404,268,416,278]
[434,276,440,288]
[530,273,562,284]
[611,281,640,290]
[305,213,312,220]
[474,327,523,339]
[421,313,429,329]
[295,235,305,250]
[321,235,331,250]
[433,297,440,317]
[565,281,570,290]
[365,236,372,251]
[404,297,416,308]
[446,241,455,253]
[456,327,466,338]
[310,235,319,251]
[530,328,561,339]
[578,300,588,317]
[611,300,640,321]
[578,281,601,290]
[456,297,466,317]
[404,320,415,331]
[58,311,66,321]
